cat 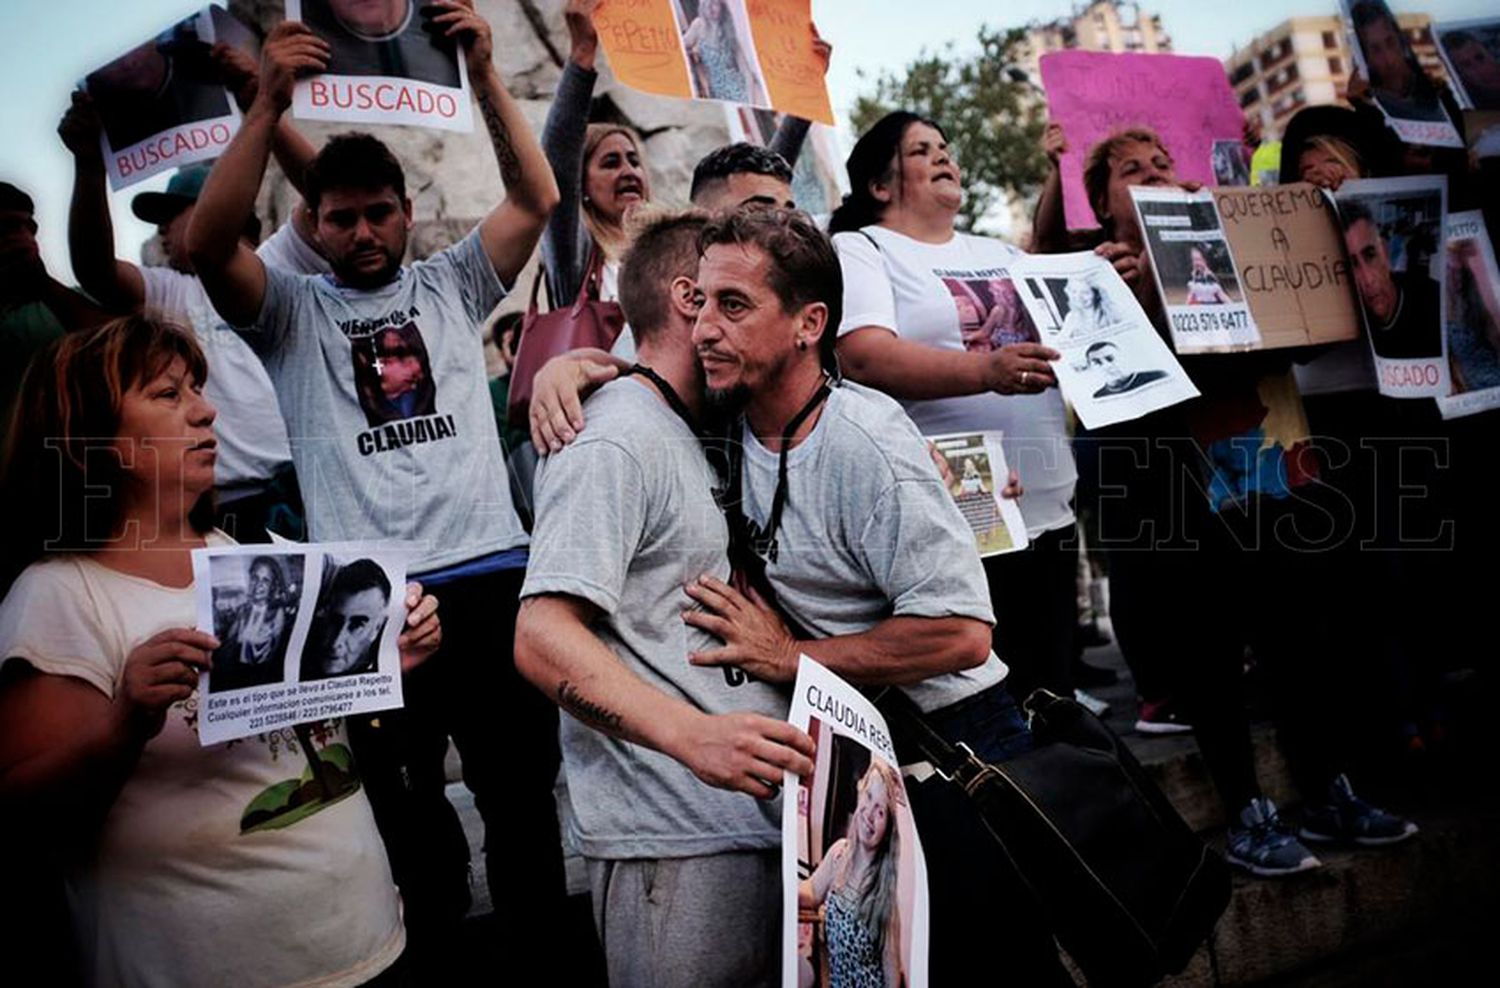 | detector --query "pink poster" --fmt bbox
[1041,51,1244,231]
